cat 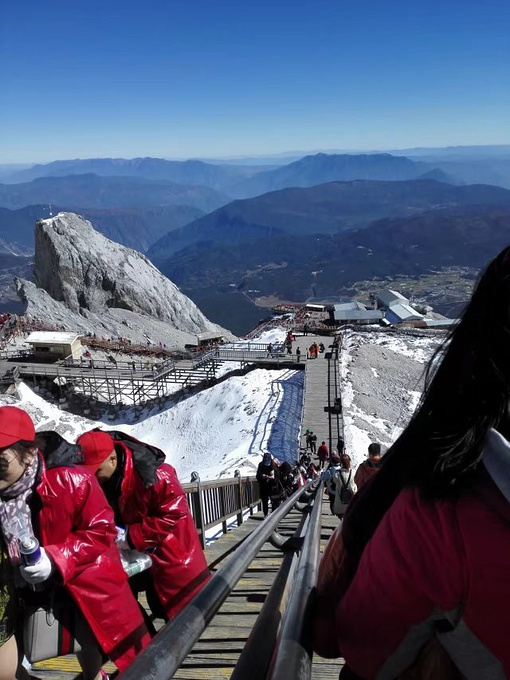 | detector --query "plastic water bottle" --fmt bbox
[122,552,153,578]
